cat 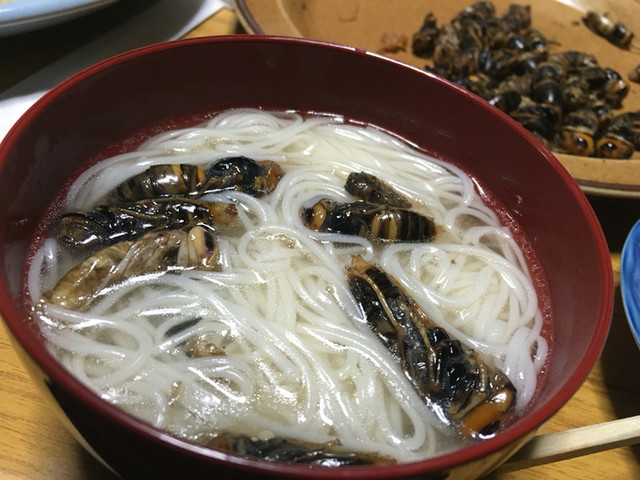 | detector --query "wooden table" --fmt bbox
[1,4,639,479]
